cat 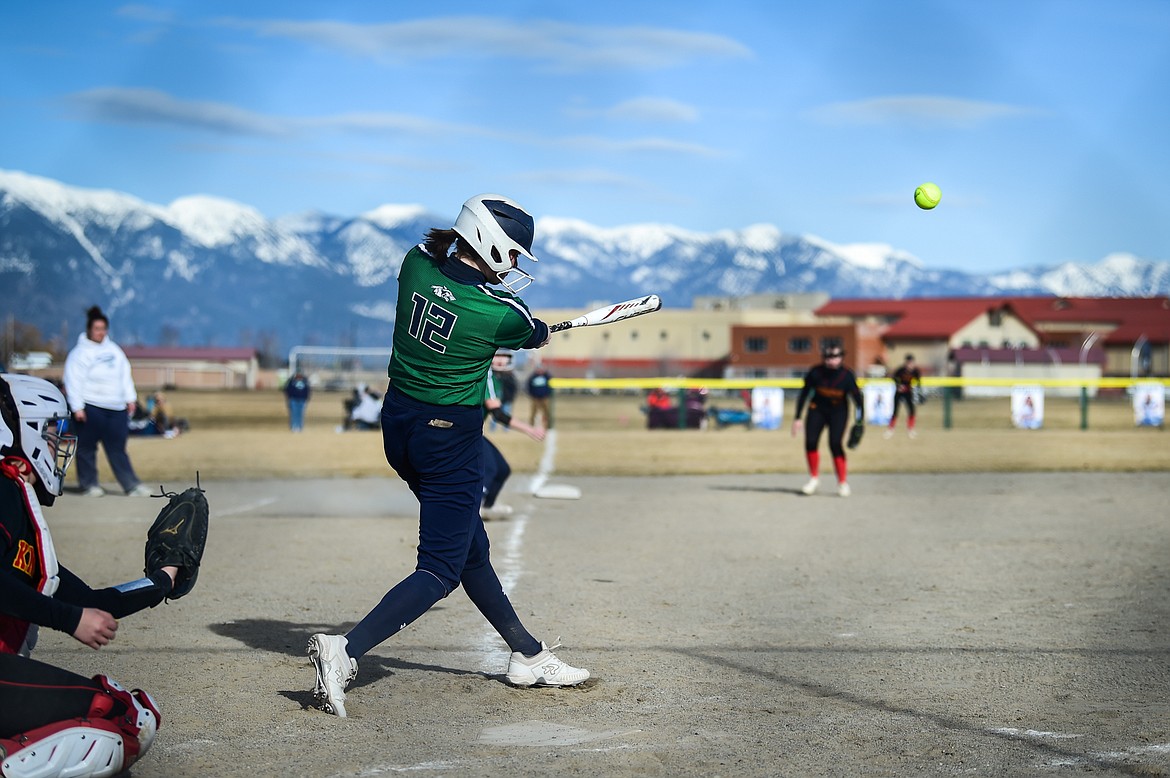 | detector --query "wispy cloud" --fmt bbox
[65,88,292,137]
[516,168,692,208]
[211,16,752,71]
[117,4,177,24]
[558,135,723,156]
[569,97,700,123]
[176,142,460,172]
[62,87,723,157]
[805,95,1043,128]
[517,168,654,190]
